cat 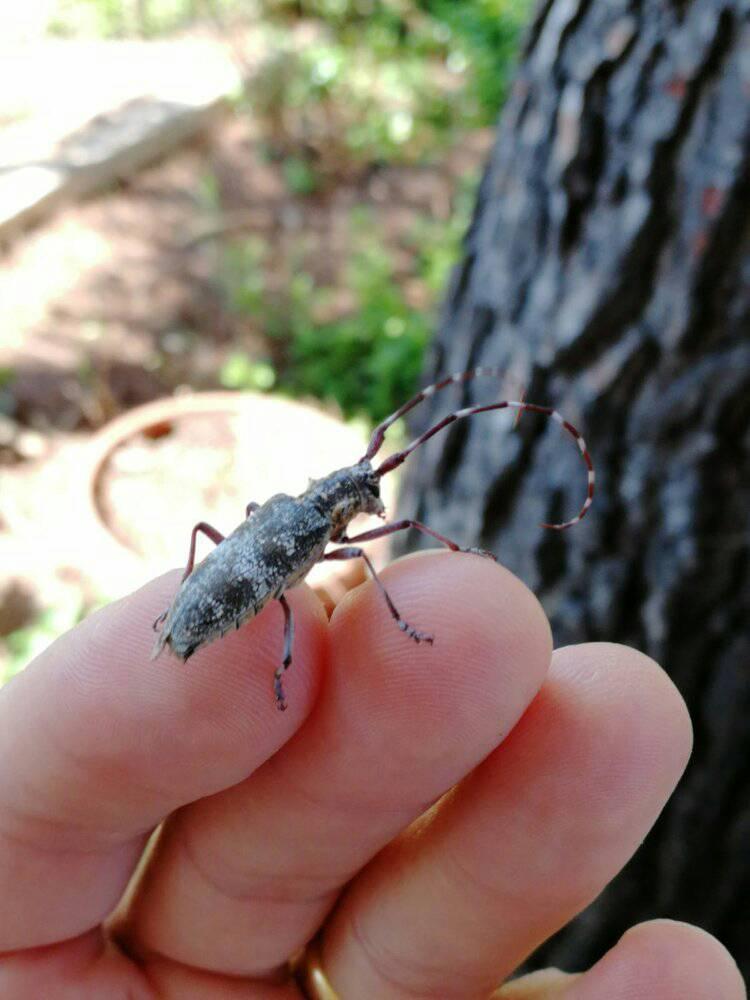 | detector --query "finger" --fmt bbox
[493,969,577,998]
[565,920,747,1000]
[0,572,326,952]
[117,552,553,976]
[311,558,367,617]
[0,930,301,999]
[496,920,746,1000]
[319,643,693,998]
